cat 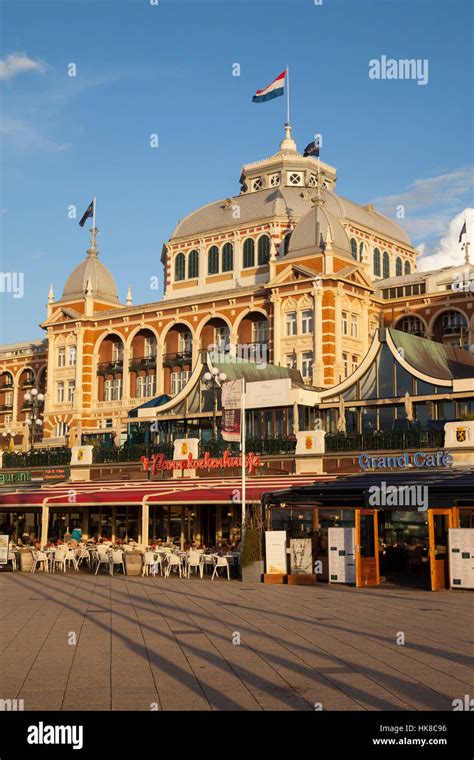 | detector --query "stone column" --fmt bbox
[156,341,164,395]
[312,285,324,386]
[40,504,49,548]
[334,286,344,384]
[141,501,149,546]
[122,346,131,404]
[361,296,370,358]
[270,289,281,365]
